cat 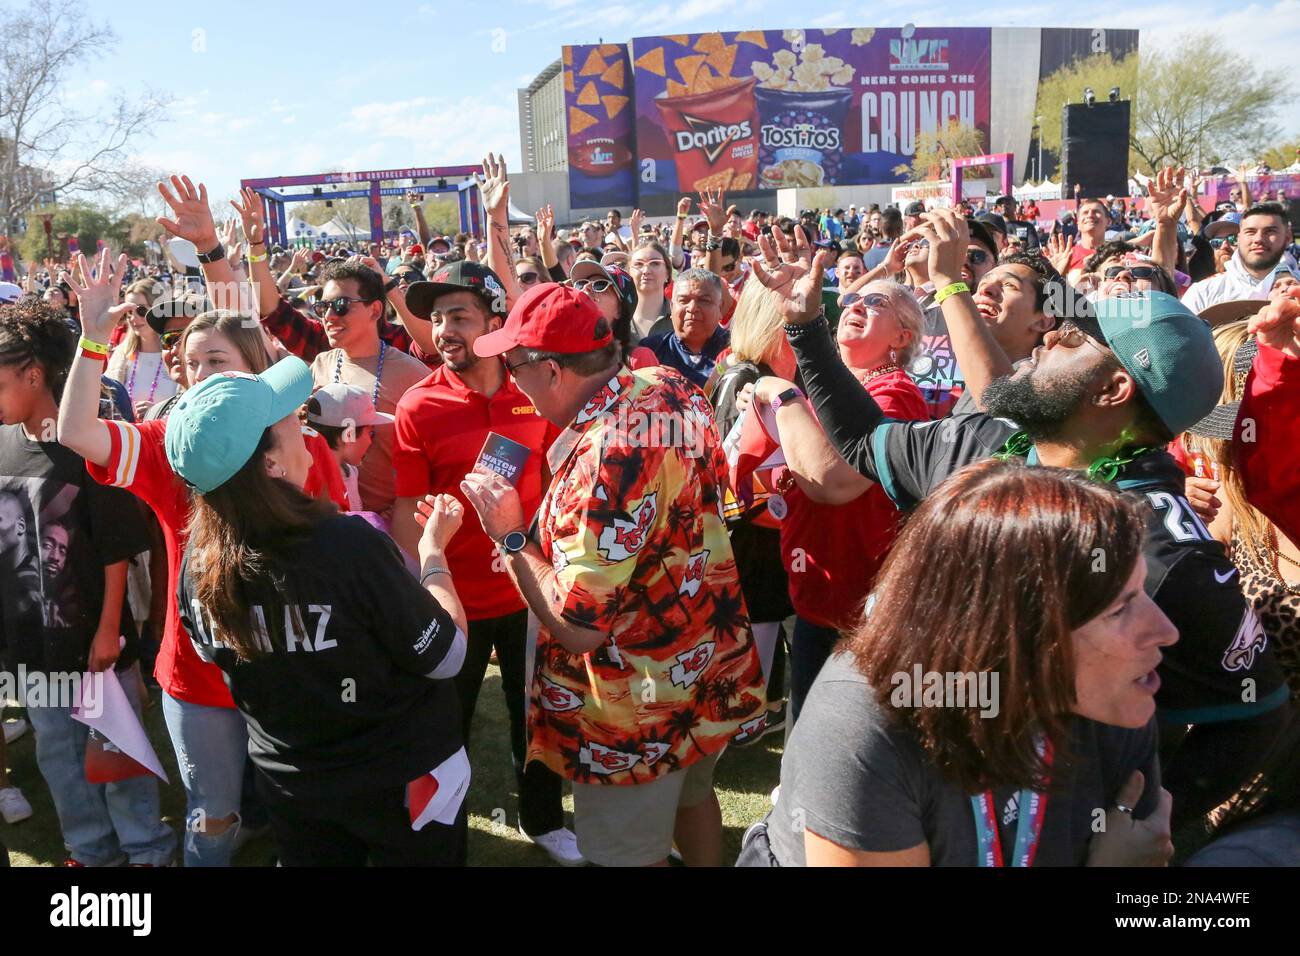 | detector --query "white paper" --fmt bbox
[72,668,169,783]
